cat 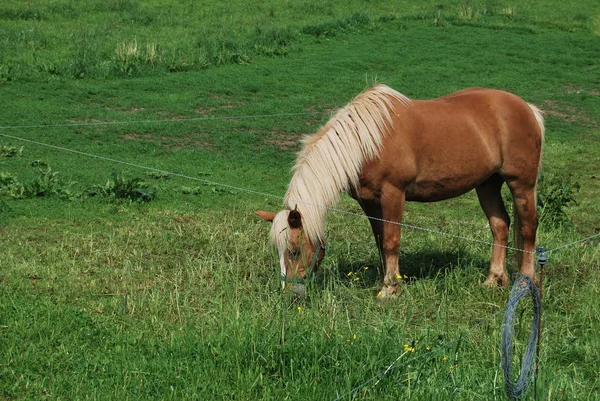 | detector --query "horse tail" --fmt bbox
[514,103,545,265]
[527,102,545,207]
[527,103,545,175]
